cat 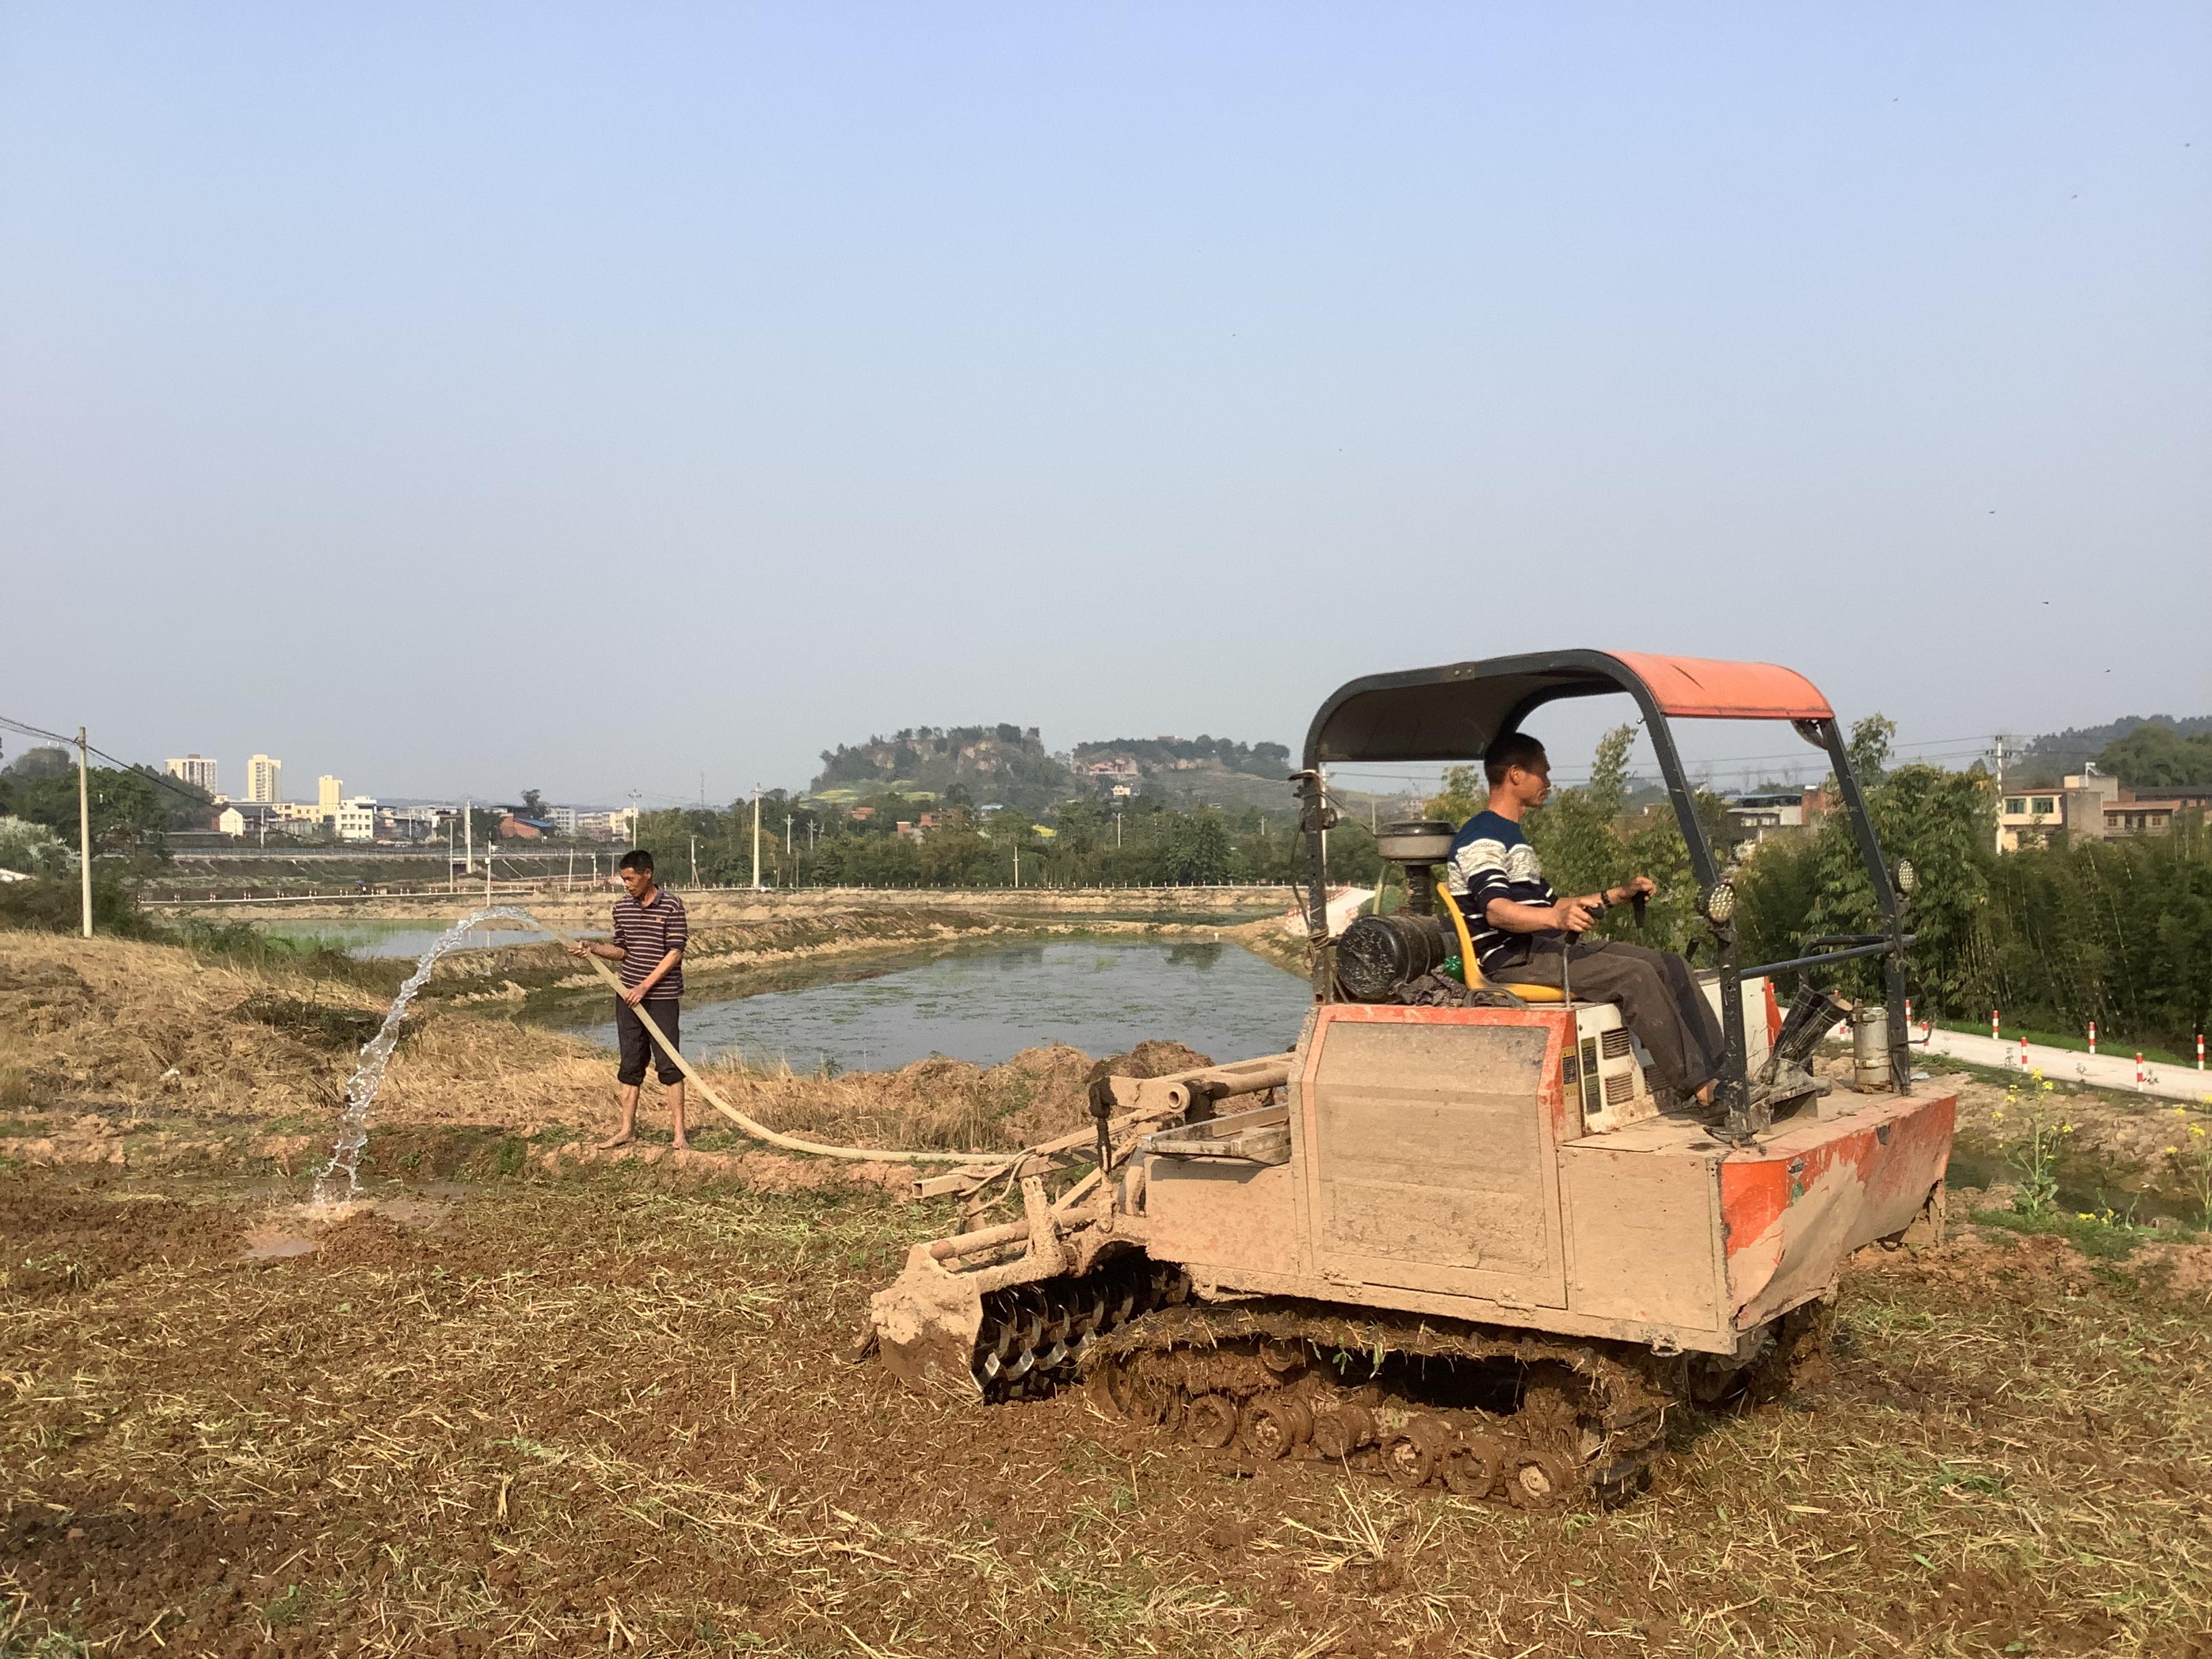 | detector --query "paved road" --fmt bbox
[1914,1027,2210,1105]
